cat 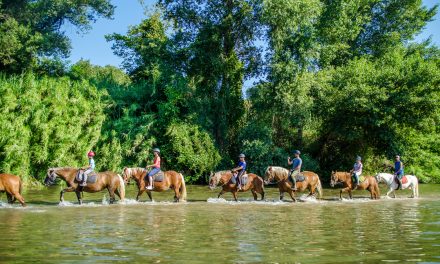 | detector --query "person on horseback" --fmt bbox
[231,154,247,190]
[394,155,404,190]
[145,148,161,190]
[350,156,363,189]
[287,150,302,191]
[80,150,95,187]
